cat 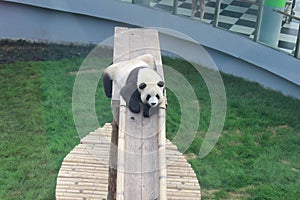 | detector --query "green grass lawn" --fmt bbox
[0,47,299,199]
[0,56,111,199]
[163,58,300,199]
